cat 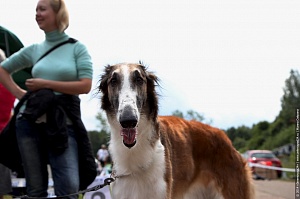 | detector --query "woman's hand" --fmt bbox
[25,78,46,91]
